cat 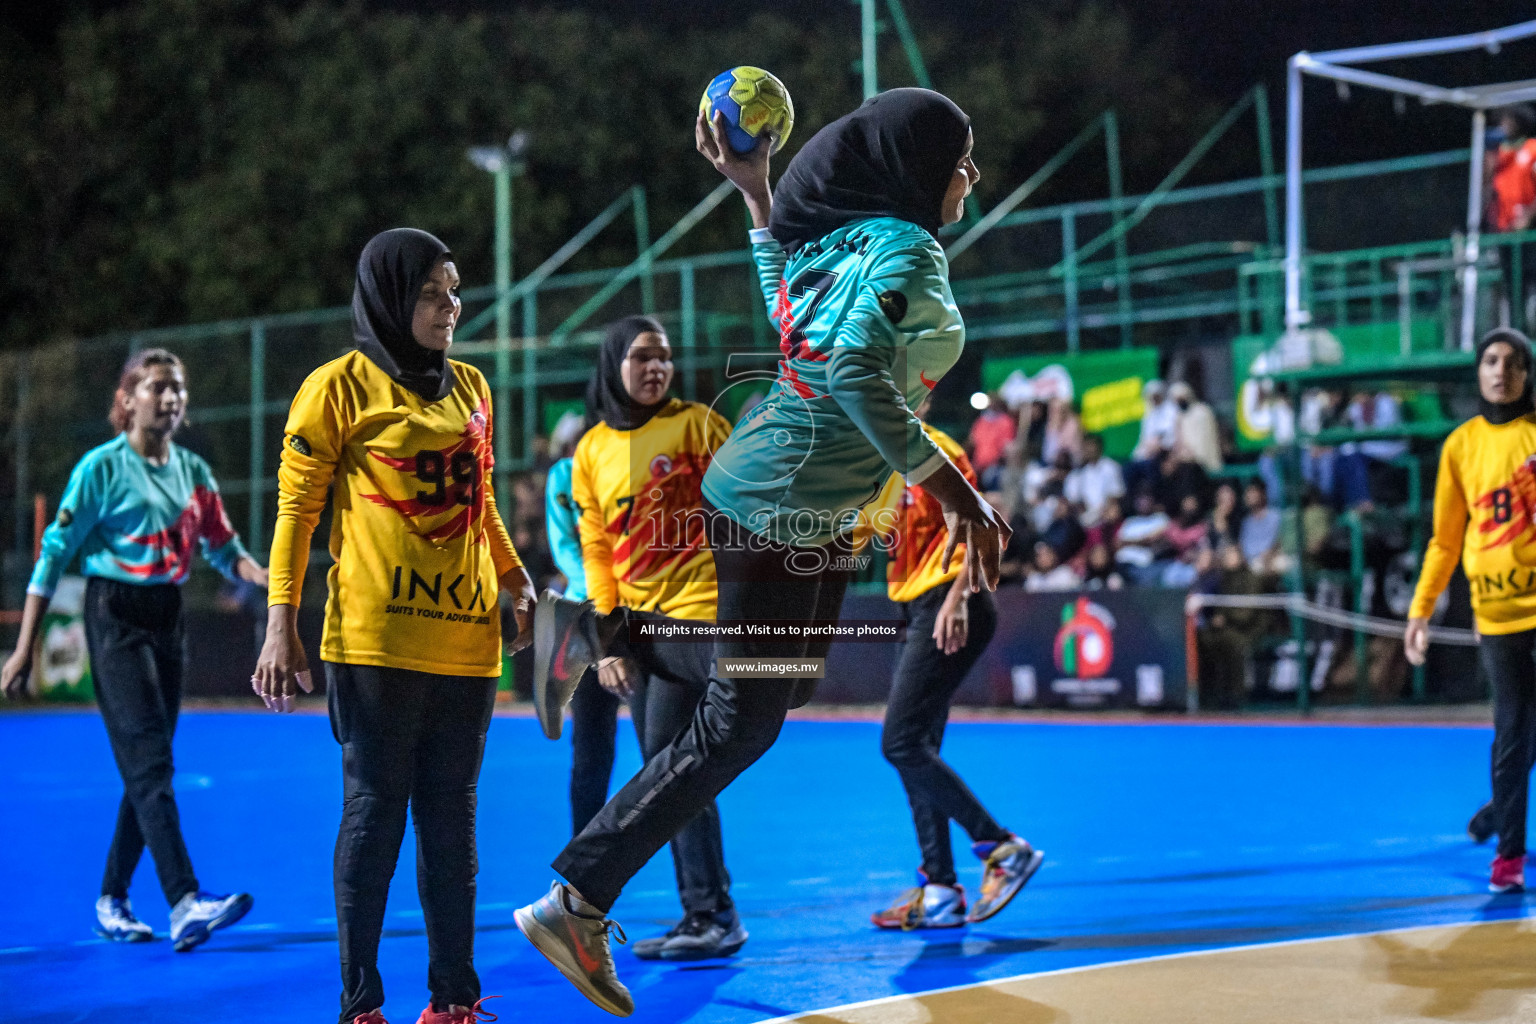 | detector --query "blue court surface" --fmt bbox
[0,708,1525,1023]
